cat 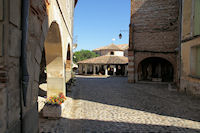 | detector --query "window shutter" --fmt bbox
[197,46,200,76]
[194,0,200,35]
